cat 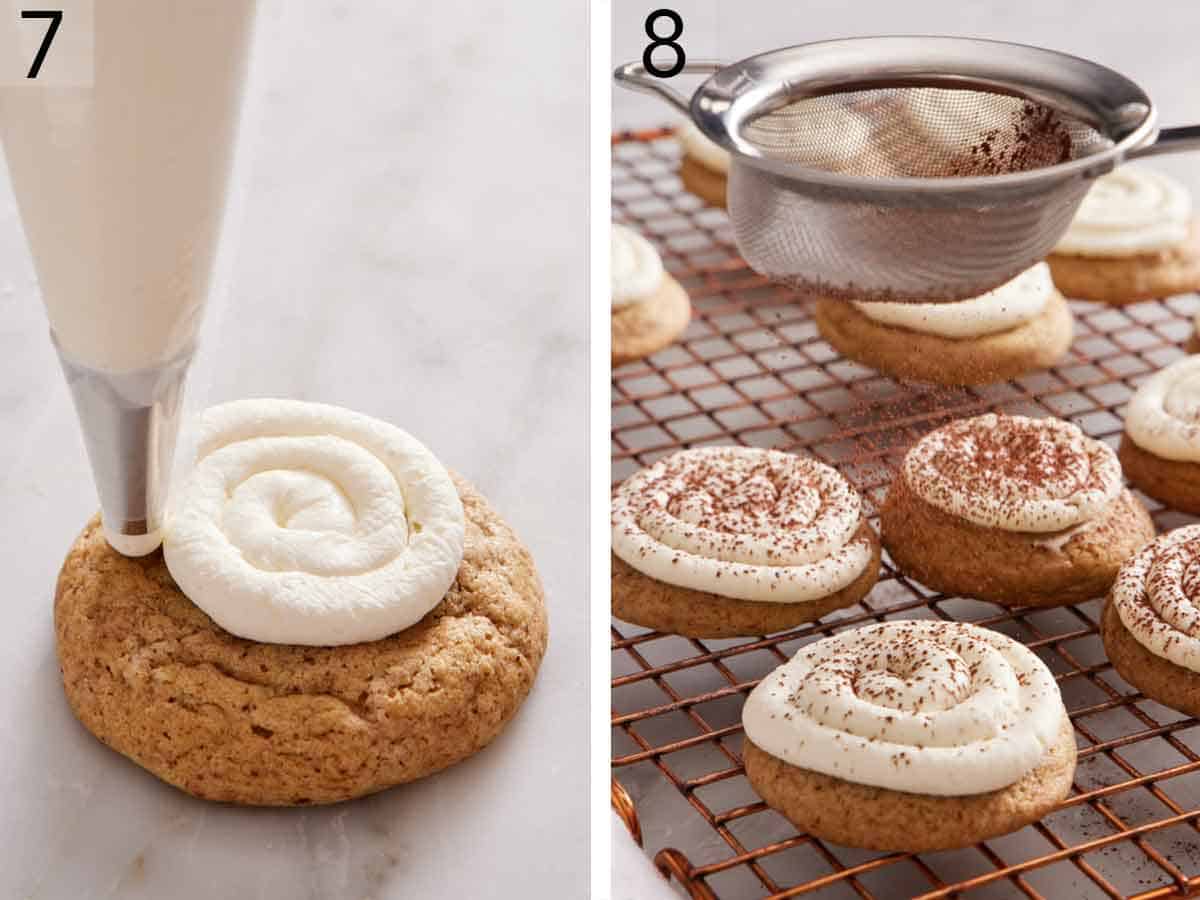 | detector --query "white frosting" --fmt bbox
[854,264,1053,338]
[743,620,1065,796]
[1113,525,1200,674]
[1055,167,1192,258]
[163,399,465,646]
[677,121,731,174]
[1126,355,1200,462]
[611,223,665,307]
[611,446,872,603]
[904,414,1123,533]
